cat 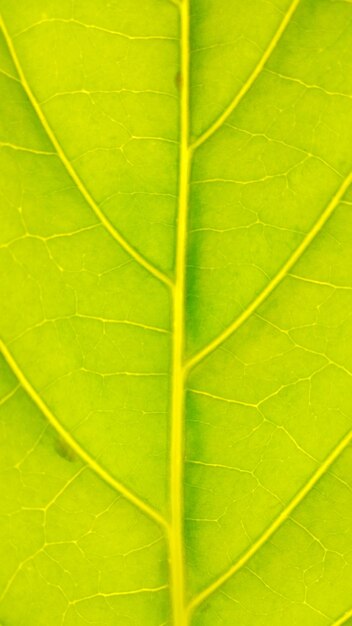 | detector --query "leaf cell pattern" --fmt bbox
[0,1,352,625]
